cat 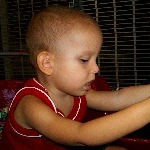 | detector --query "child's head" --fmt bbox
[26,5,103,96]
[26,5,102,68]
